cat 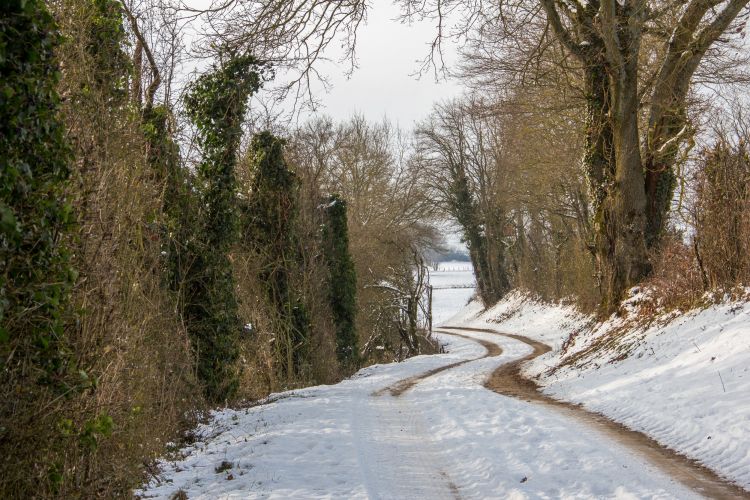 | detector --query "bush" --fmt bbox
[0,2,202,495]
[242,132,311,382]
[693,140,750,289]
[0,1,78,492]
[0,0,76,390]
